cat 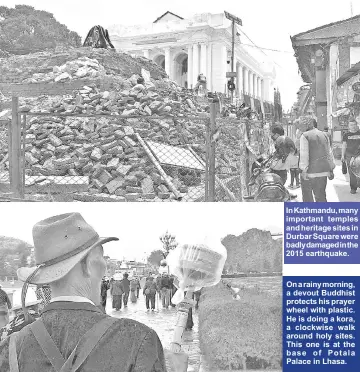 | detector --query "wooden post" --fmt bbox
[205,119,210,201]
[10,97,22,198]
[21,114,26,199]
[209,103,216,201]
